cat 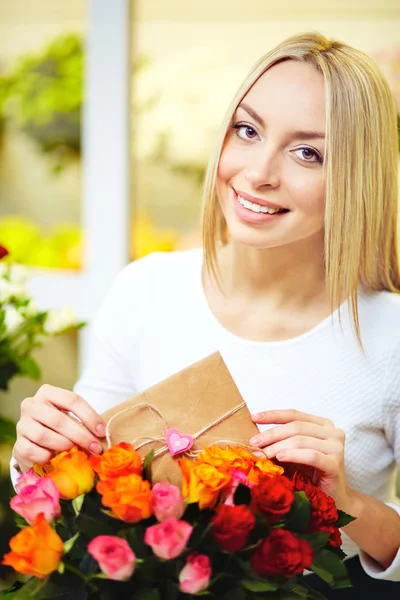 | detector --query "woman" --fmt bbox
[11,32,400,596]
